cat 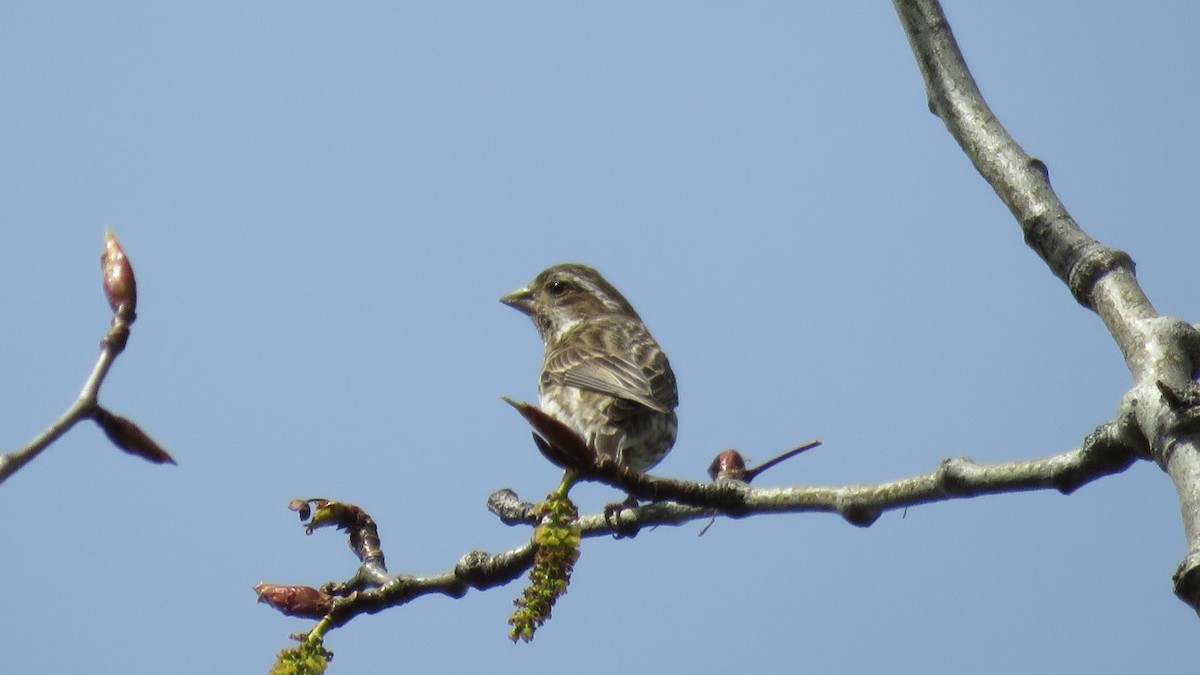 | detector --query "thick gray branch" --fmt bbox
[894,0,1200,613]
[892,0,1135,310]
